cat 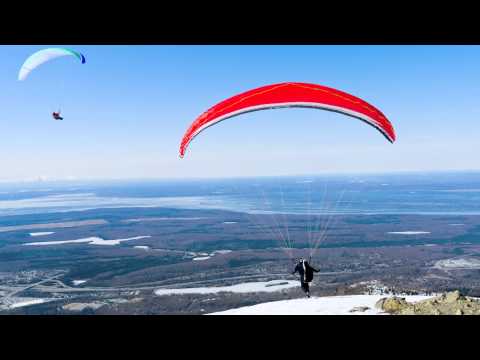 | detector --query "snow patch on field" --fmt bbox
[8,298,49,309]
[193,256,211,261]
[63,302,104,312]
[155,280,297,296]
[210,250,232,255]
[124,217,205,223]
[387,231,431,235]
[29,232,55,237]
[72,280,87,286]
[23,235,151,246]
[434,258,480,270]
[188,249,232,262]
[209,294,434,315]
